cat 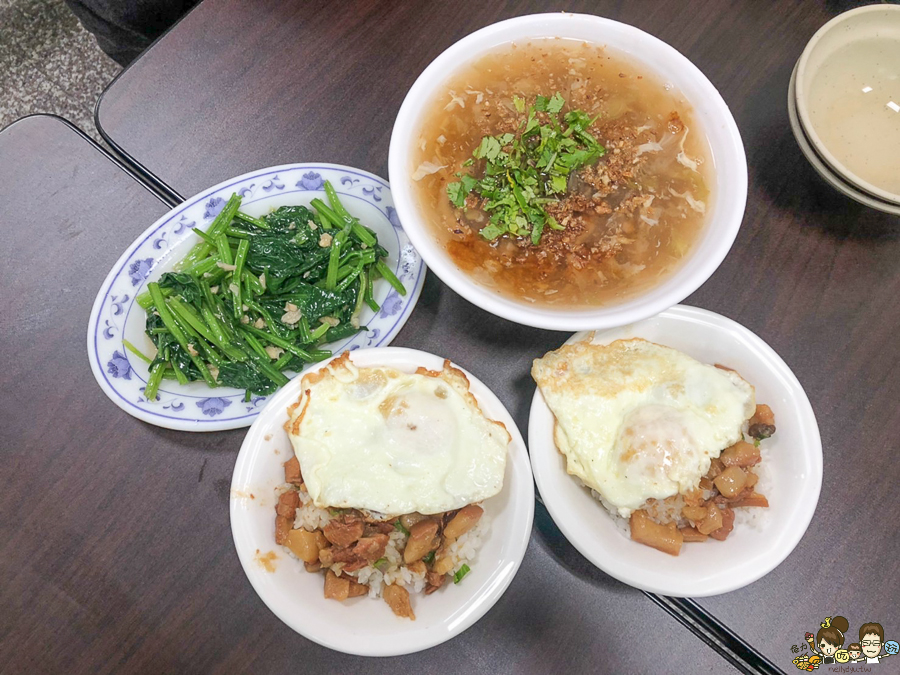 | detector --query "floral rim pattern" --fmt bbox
[87,164,425,431]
